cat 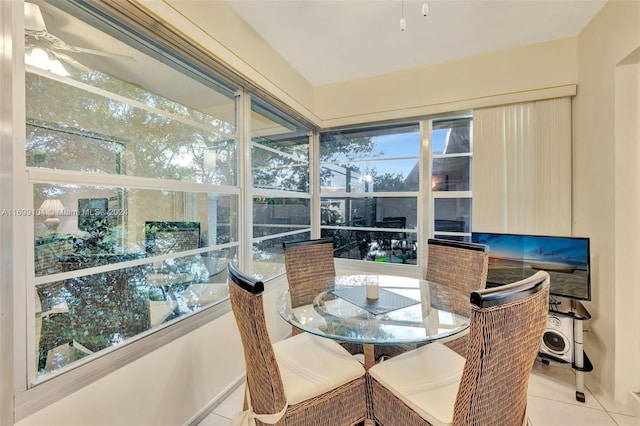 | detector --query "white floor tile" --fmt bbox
[213,384,244,420]
[196,412,231,426]
[197,364,640,426]
[610,412,640,426]
[591,390,640,417]
[529,360,603,410]
[527,395,617,426]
